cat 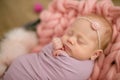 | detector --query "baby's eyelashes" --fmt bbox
[77,37,86,45]
[77,39,82,44]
